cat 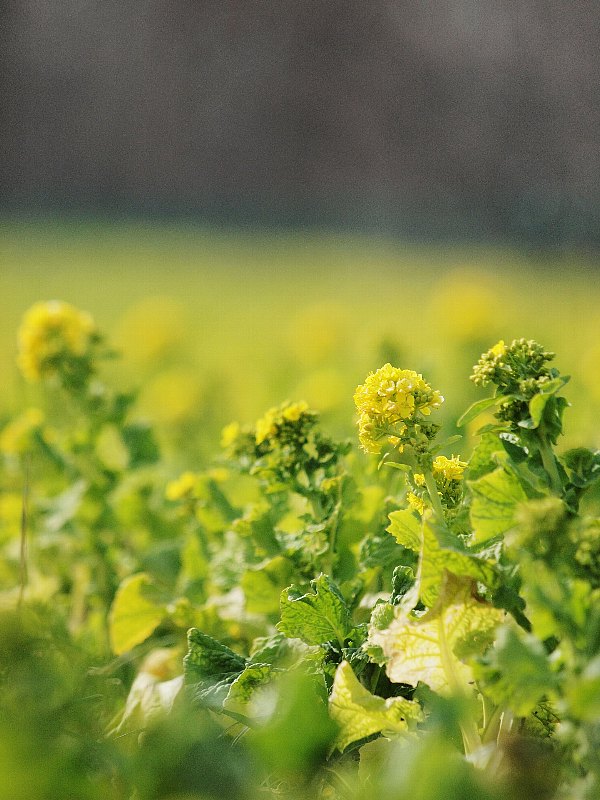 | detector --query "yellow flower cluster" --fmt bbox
[0,408,44,455]
[411,456,466,513]
[165,471,199,501]
[255,400,309,445]
[431,455,466,482]
[354,365,444,453]
[17,301,96,382]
